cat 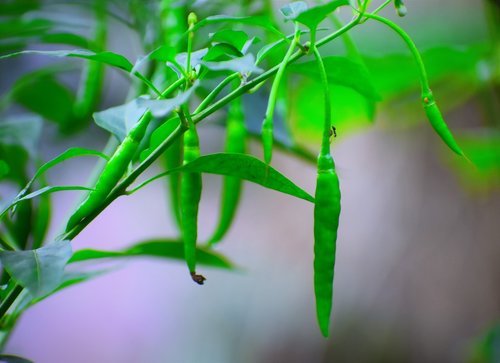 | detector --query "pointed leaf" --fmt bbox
[175,48,208,71]
[140,116,180,162]
[203,43,243,62]
[0,18,52,39]
[0,49,133,71]
[1,186,93,219]
[93,98,148,141]
[131,45,176,74]
[192,15,283,38]
[203,54,263,75]
[69,240,234,269]
[29,269,110,306]
[39,32,91,48]
[280,1,309,20]
[137,84,198,118]
[210,29,249,52]
[288,56,380,101]
[18,147,109,201]
[11,72,75,126]
[294,0,350,30]
[132,153,315,203]
[0,240,72,298]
